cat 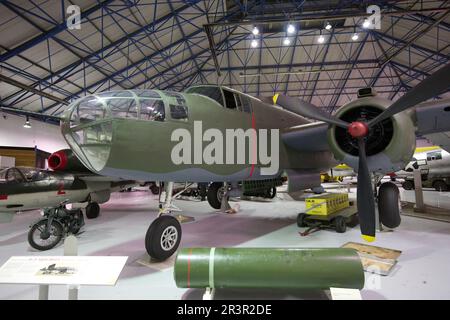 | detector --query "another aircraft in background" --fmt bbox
[395,146,450,191]
[0,151,136,222]
[323,147,450,189]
